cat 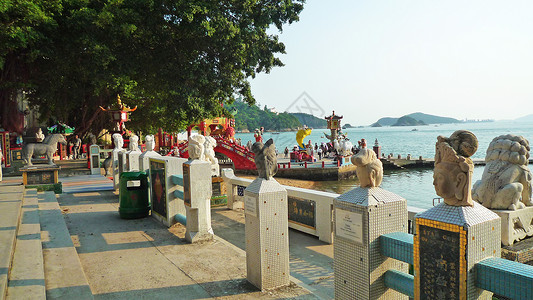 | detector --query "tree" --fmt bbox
[0,0,62,132]
[0,0,305,138]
